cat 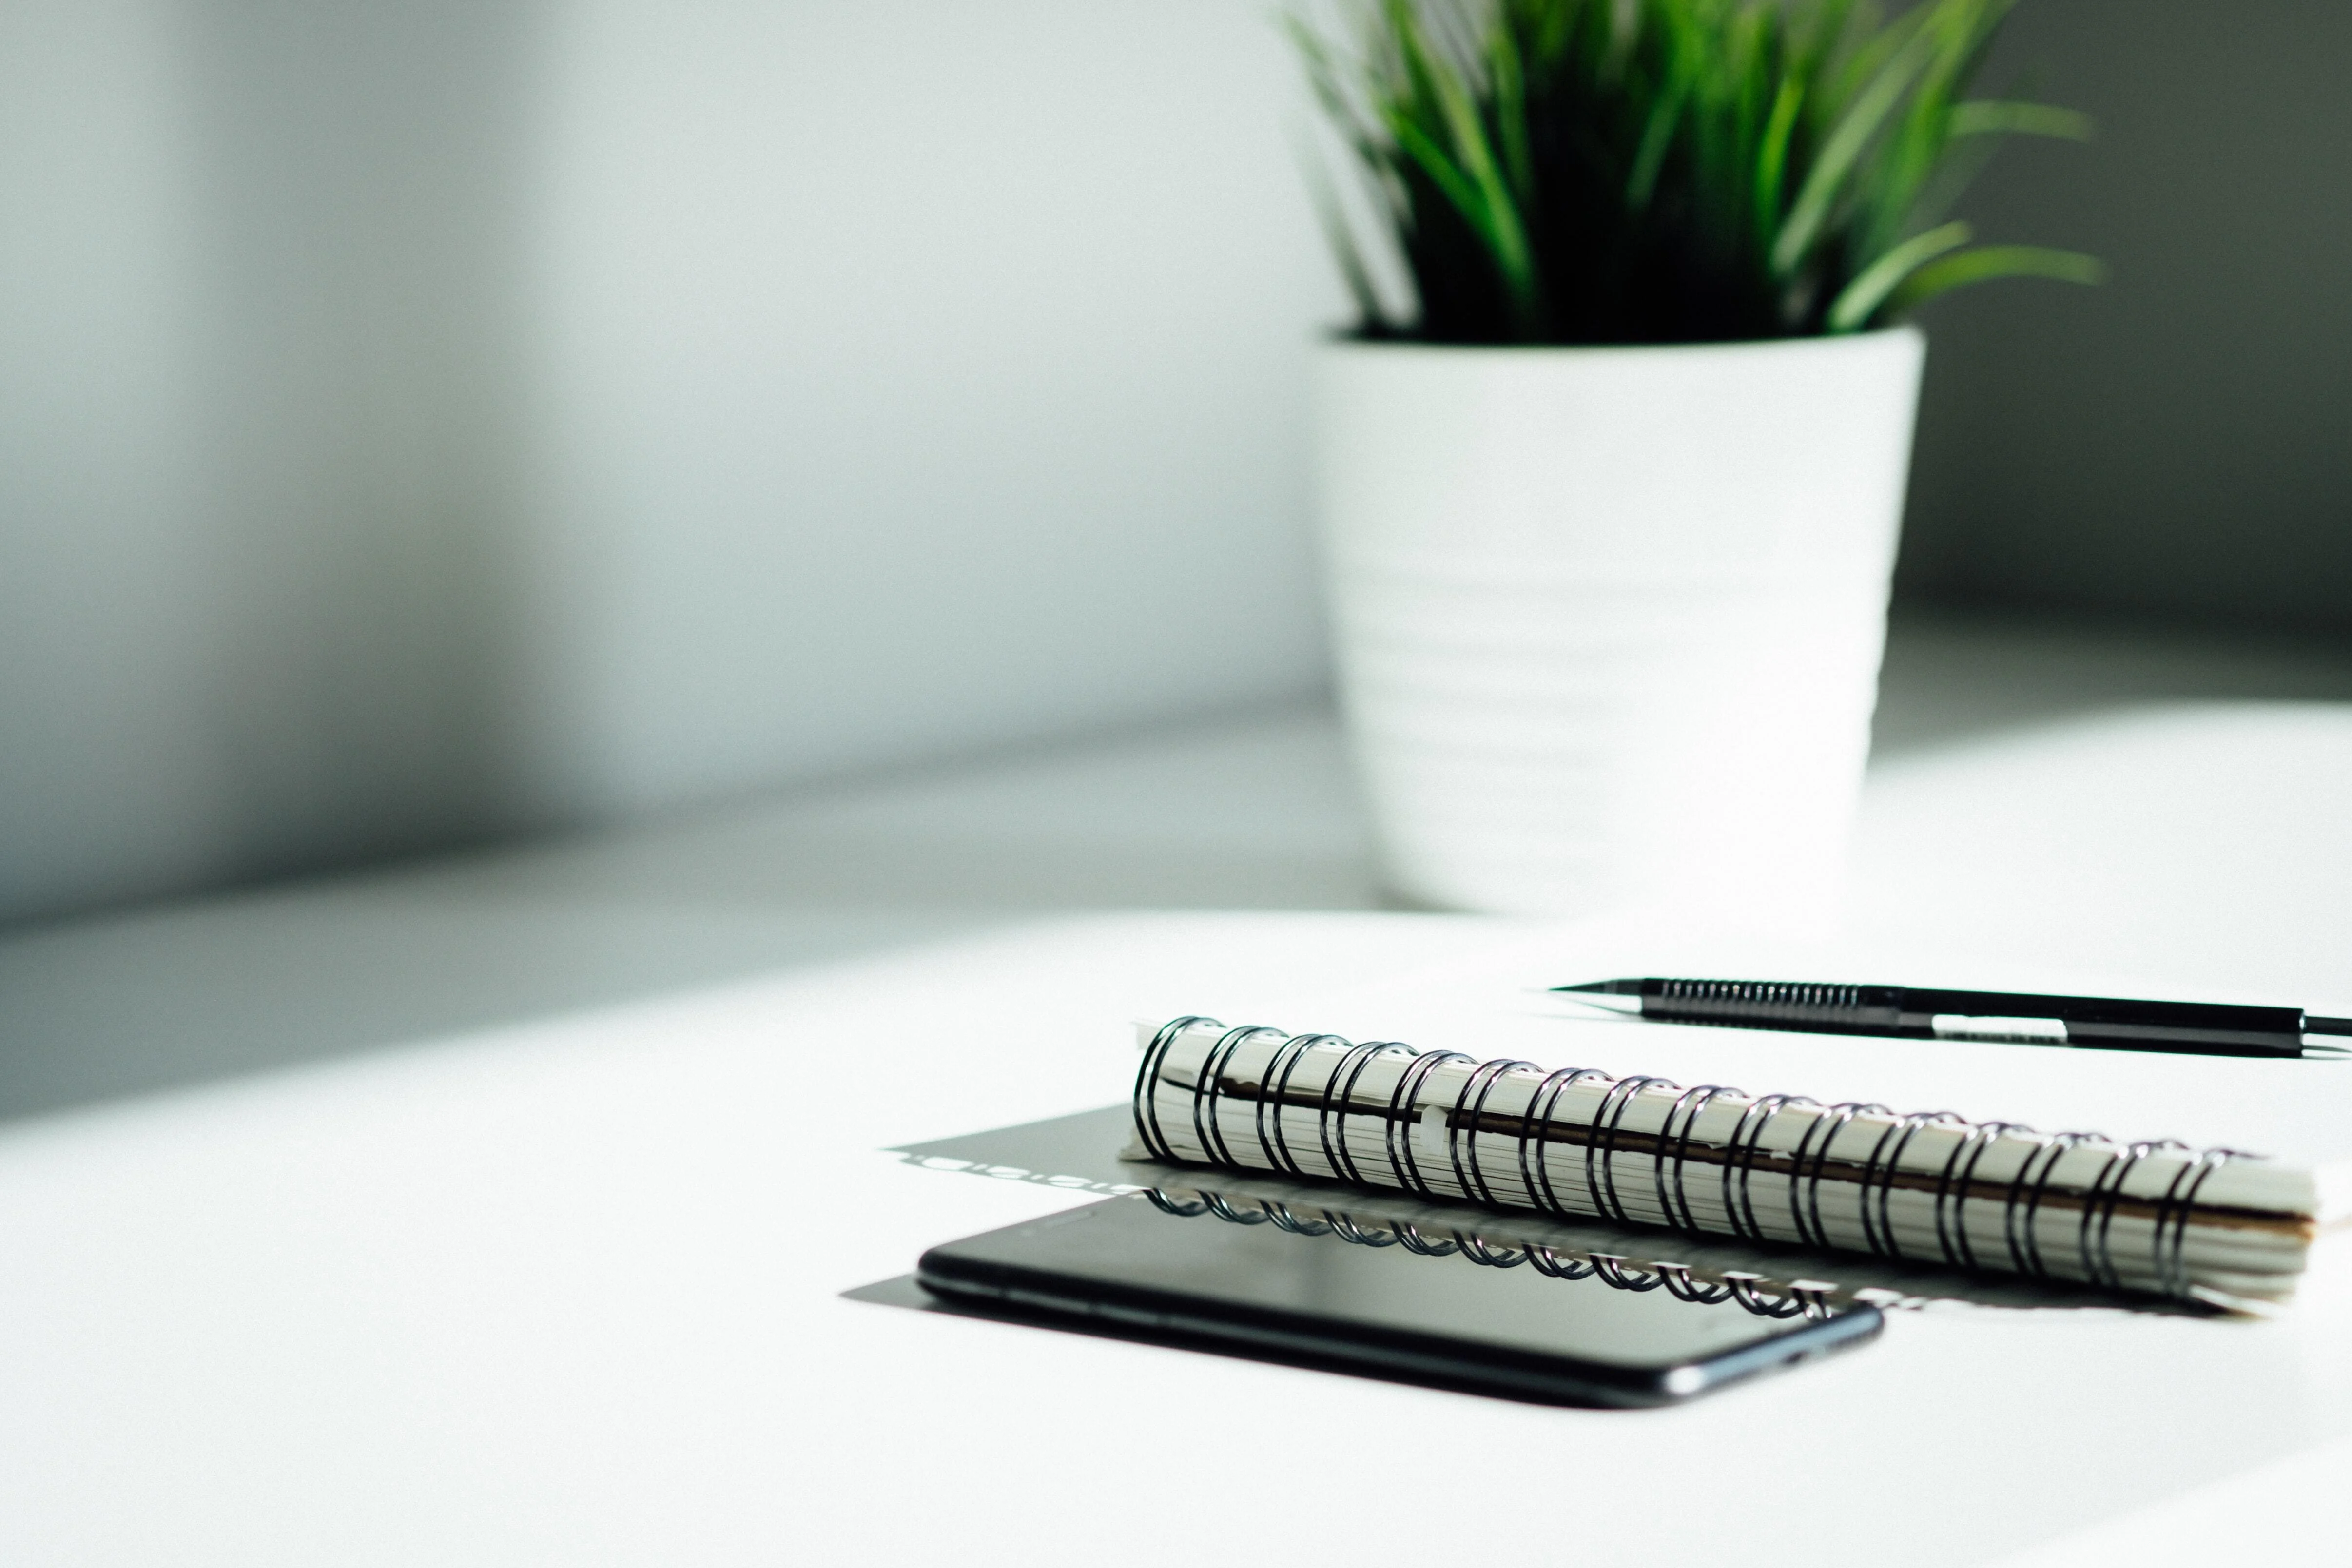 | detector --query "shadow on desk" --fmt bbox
[6,611,2349,1128]
[0,708,1384,1126]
